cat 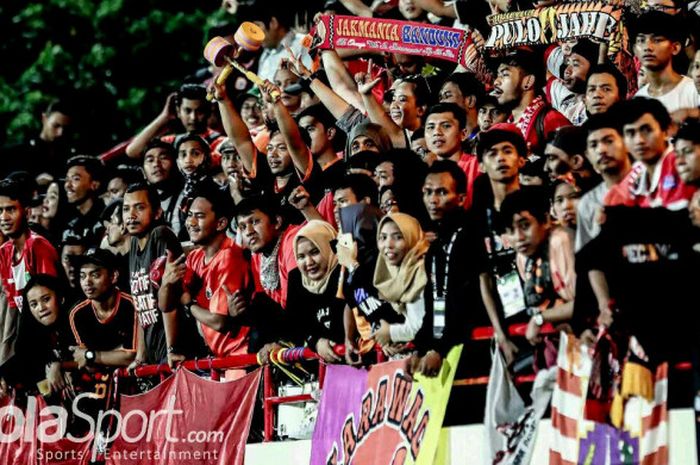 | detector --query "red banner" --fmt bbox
[107,368,260,465]
[0,395,92,465]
